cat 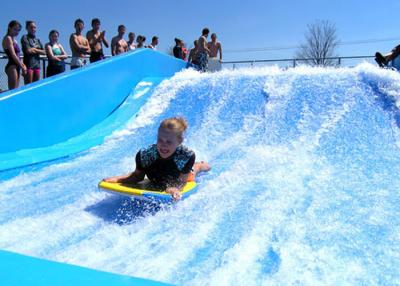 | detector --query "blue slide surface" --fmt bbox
[0,250,171,286]
[0,49,187,171]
